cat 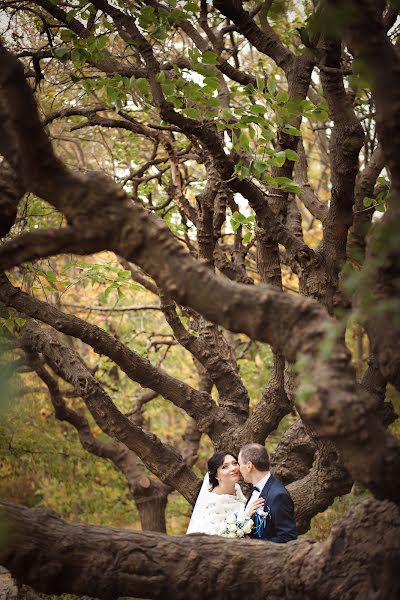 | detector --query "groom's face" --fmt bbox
[238,453,252,483]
